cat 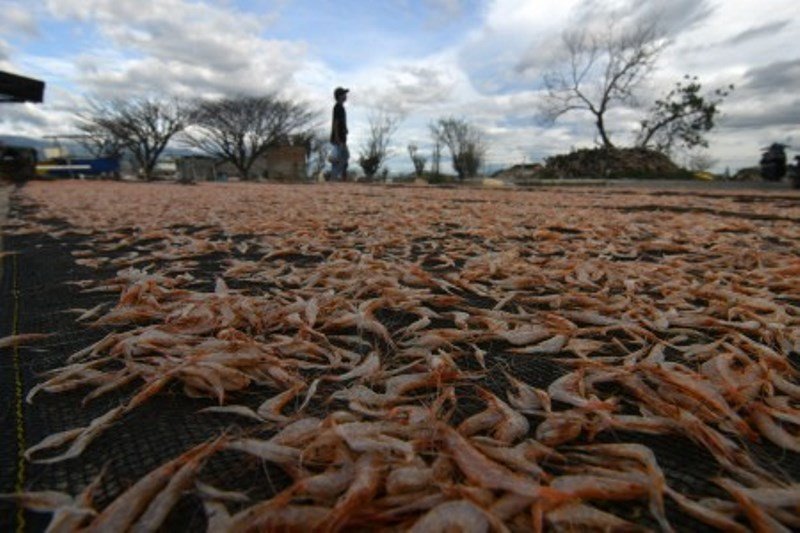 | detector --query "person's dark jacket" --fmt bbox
[330,102,347,144]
